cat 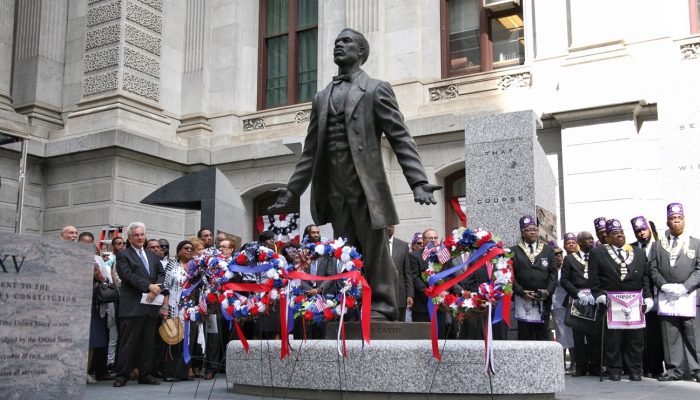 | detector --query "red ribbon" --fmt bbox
[222,282,268,292]
[424,247,505,360]
[287,270,372,346]
[279,291,291,359]
[234,319,249,352]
